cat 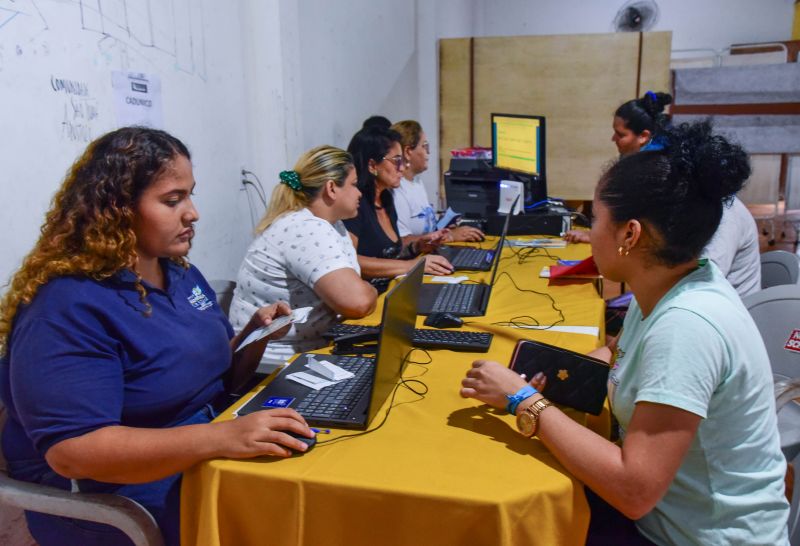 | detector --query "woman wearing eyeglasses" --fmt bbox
[344,127,453,292]
[391,120,484,245]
